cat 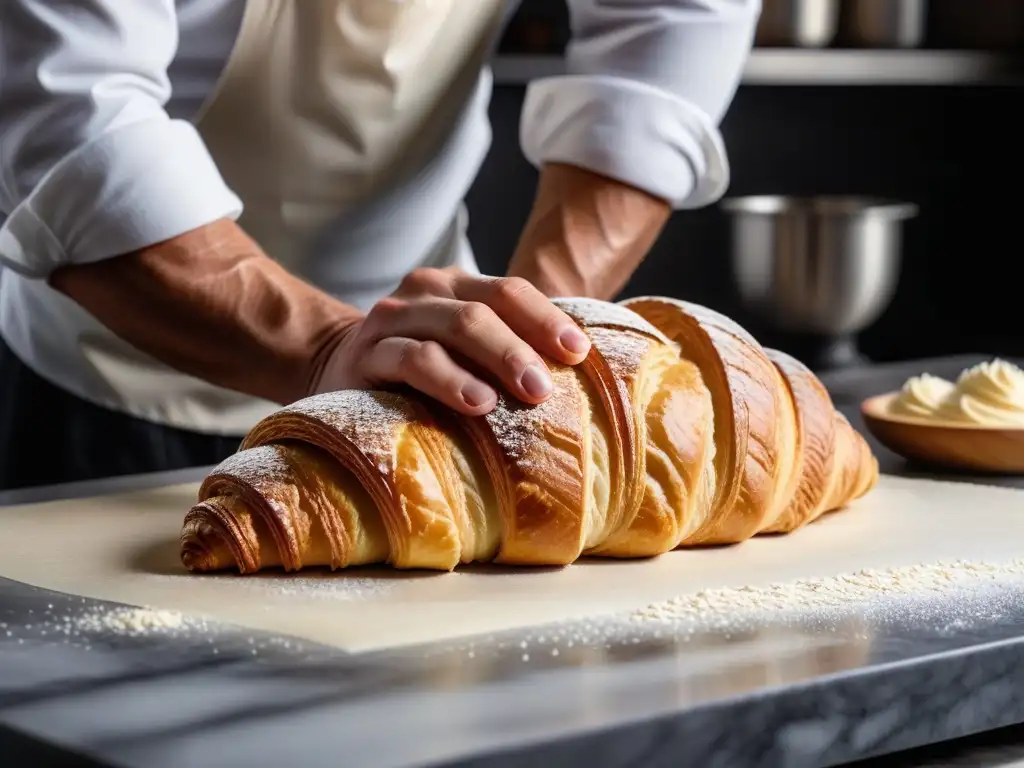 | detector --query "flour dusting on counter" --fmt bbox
[0,603,207,645]
[74,607,192,636]
[422,559,1024,666]
[631,559,1024,628]
[230,572,404,601]
[0,600,316,659]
